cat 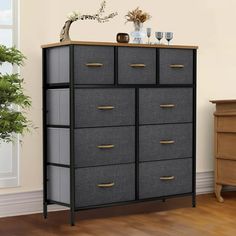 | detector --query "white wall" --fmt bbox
[1,0,236,194]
